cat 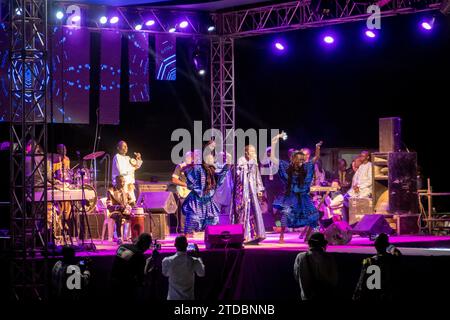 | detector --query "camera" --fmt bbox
[151,240,161,250]
[187,243,197,251]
